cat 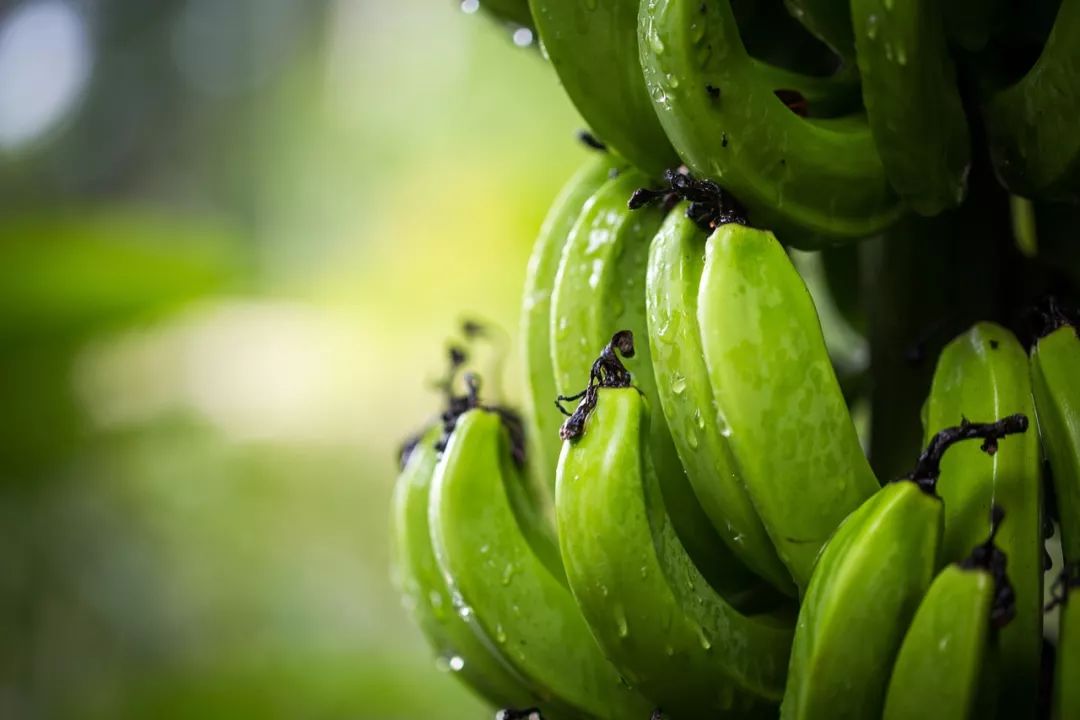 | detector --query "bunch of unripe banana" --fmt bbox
[390,0,1080,717]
